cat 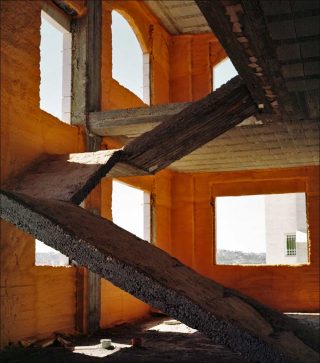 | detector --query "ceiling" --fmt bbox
[141,0,320,173]
[103,117,319,173]
[144,0,210,34]
[170,119,320,172]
